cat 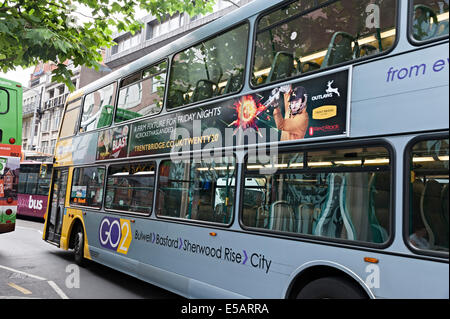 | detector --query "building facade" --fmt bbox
[22,61,110,161]
[104,0,253,70]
